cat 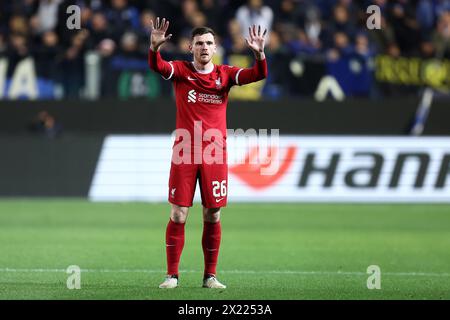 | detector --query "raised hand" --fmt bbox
[150,17,172,51]
[245,25,267,58]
